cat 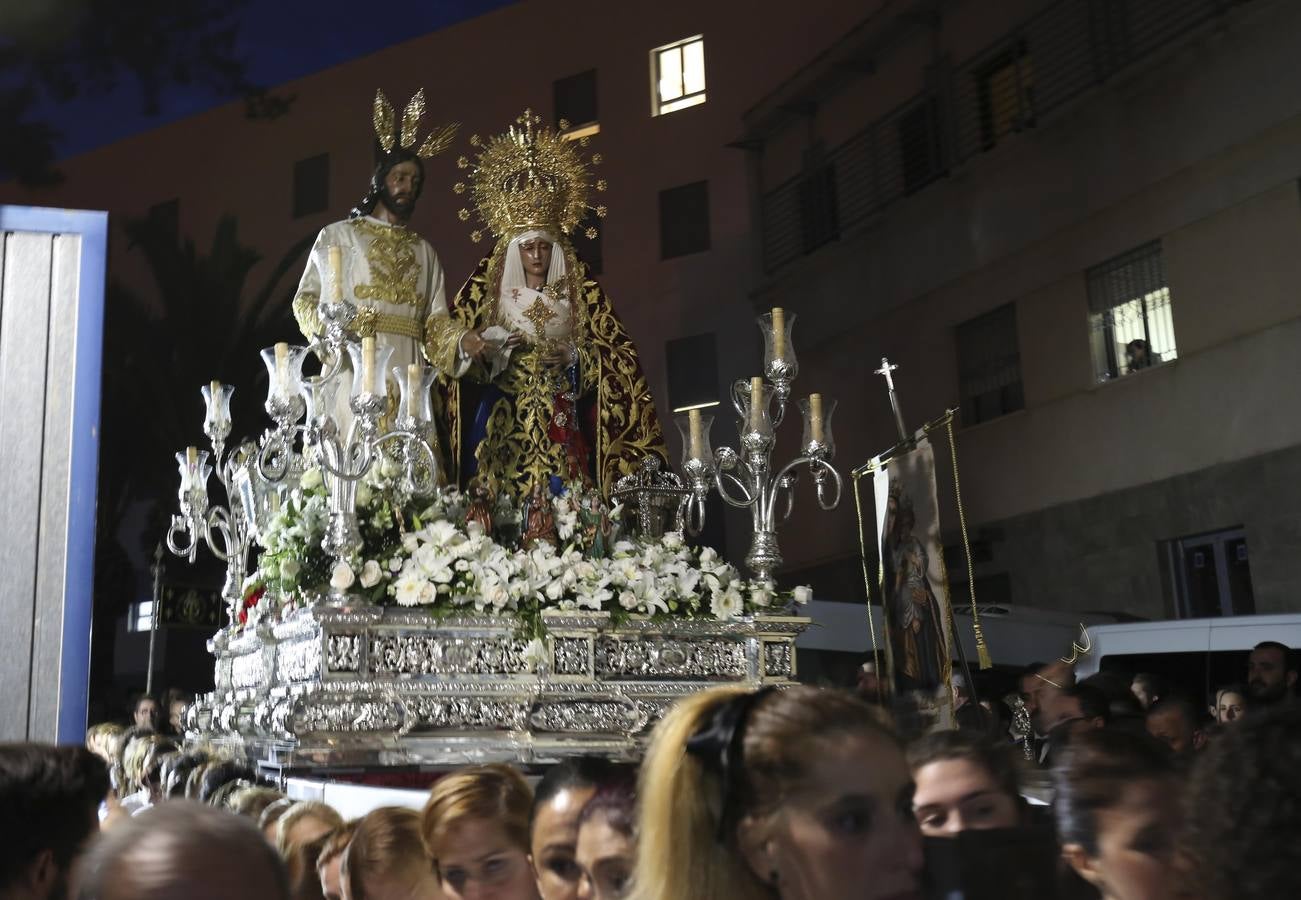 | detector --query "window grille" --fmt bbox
[798,164,839,254]
[652,37,706,116]
[956,303,1024,426]
[1086,241,1177,381]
